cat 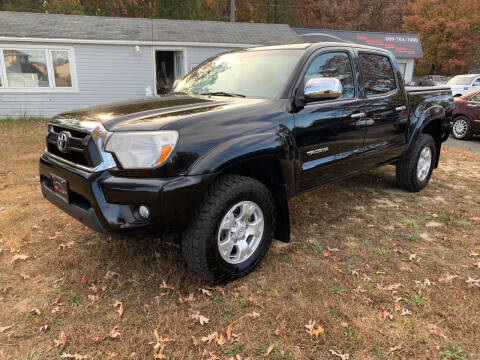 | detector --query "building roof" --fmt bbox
[294,28,423,58]
[0,11,301,46]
